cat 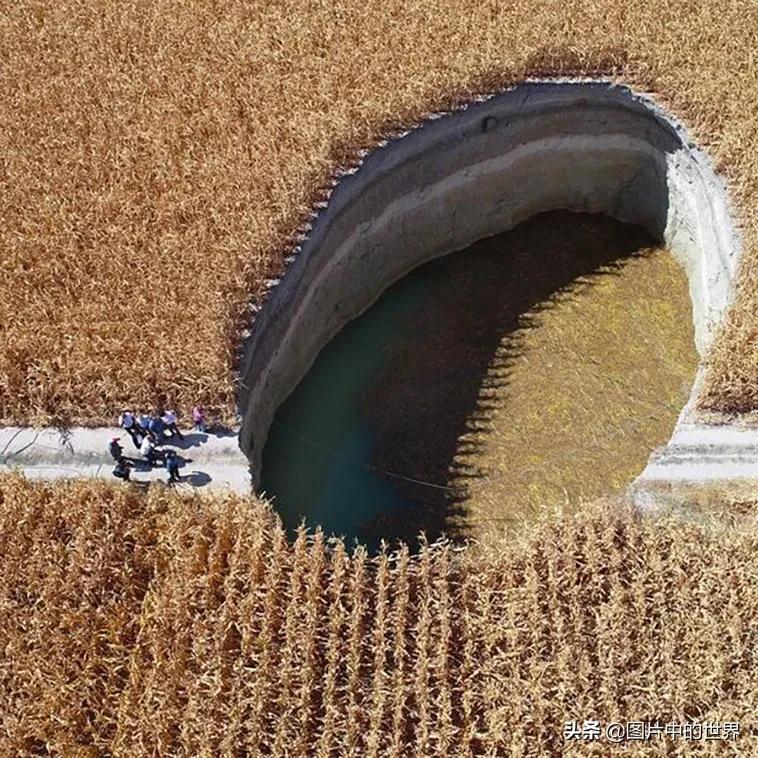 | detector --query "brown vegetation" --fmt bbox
[1,1,757,425]
[1,475,754,755]
[363,212,698,544]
